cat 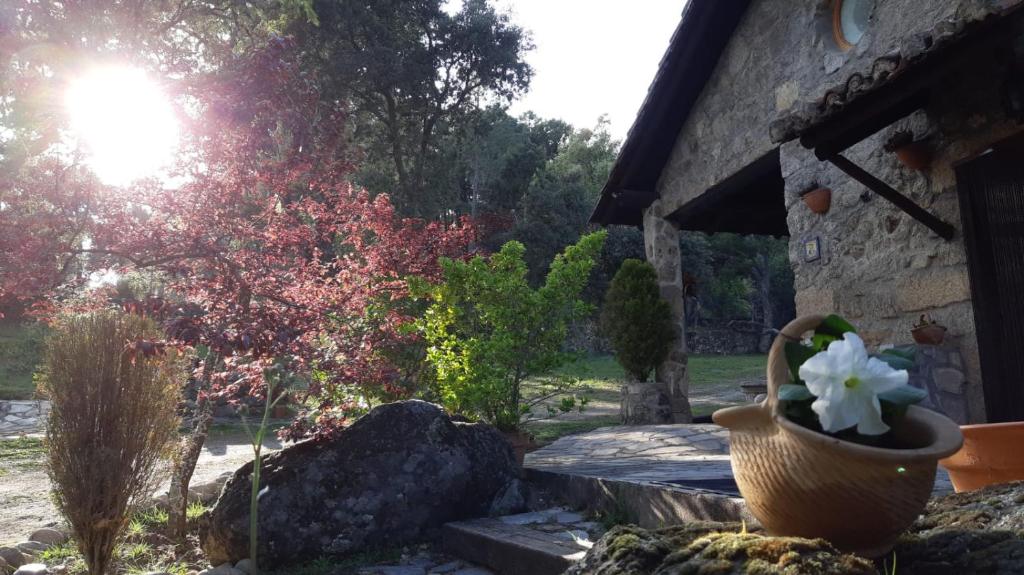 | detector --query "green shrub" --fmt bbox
[599,259,675,382]
[416,231,606,432]
[41,311,185,575]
